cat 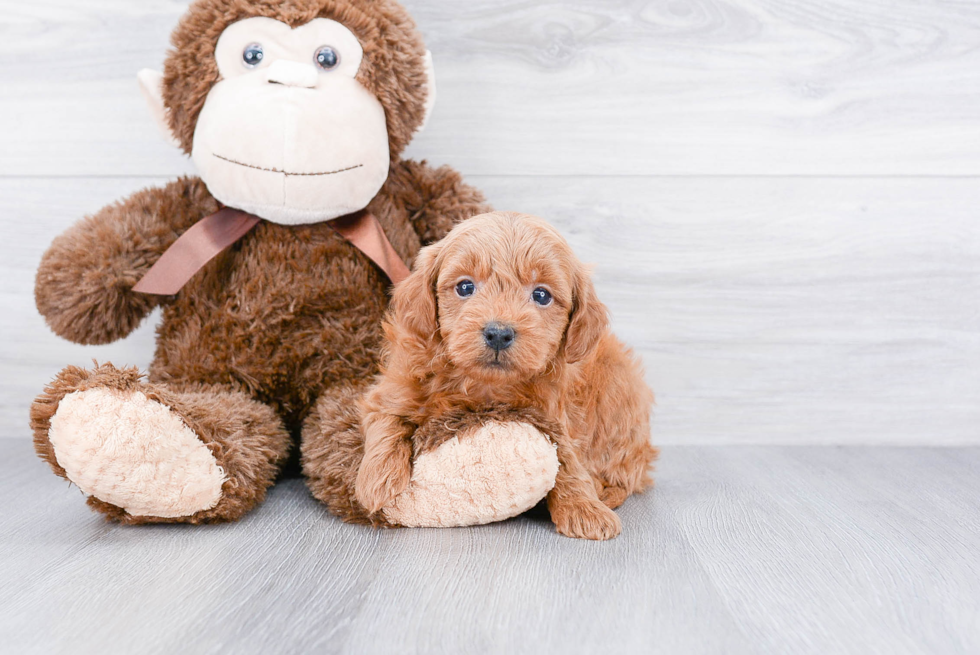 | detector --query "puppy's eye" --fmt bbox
[532,287,553,306]
[242,43,264,68]
[456,280,476,298]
